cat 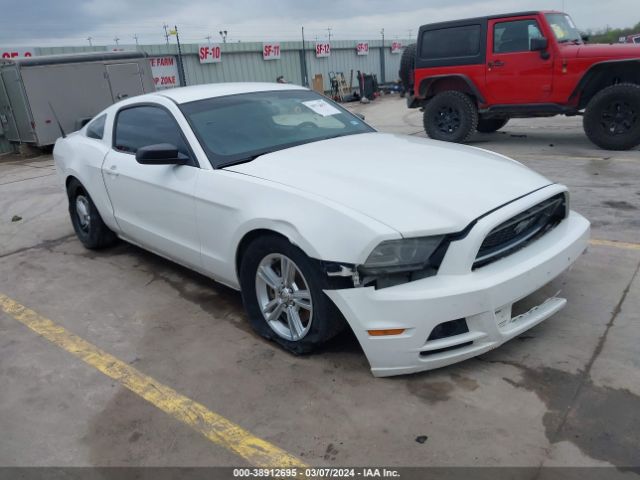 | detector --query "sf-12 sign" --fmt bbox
[356,42,369,55]
[1,47,35,59]
[149,56,180,89]
[391,41,403,54]
[315,42,331,58]
[199,44,222,64]
[263,43,281,60]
